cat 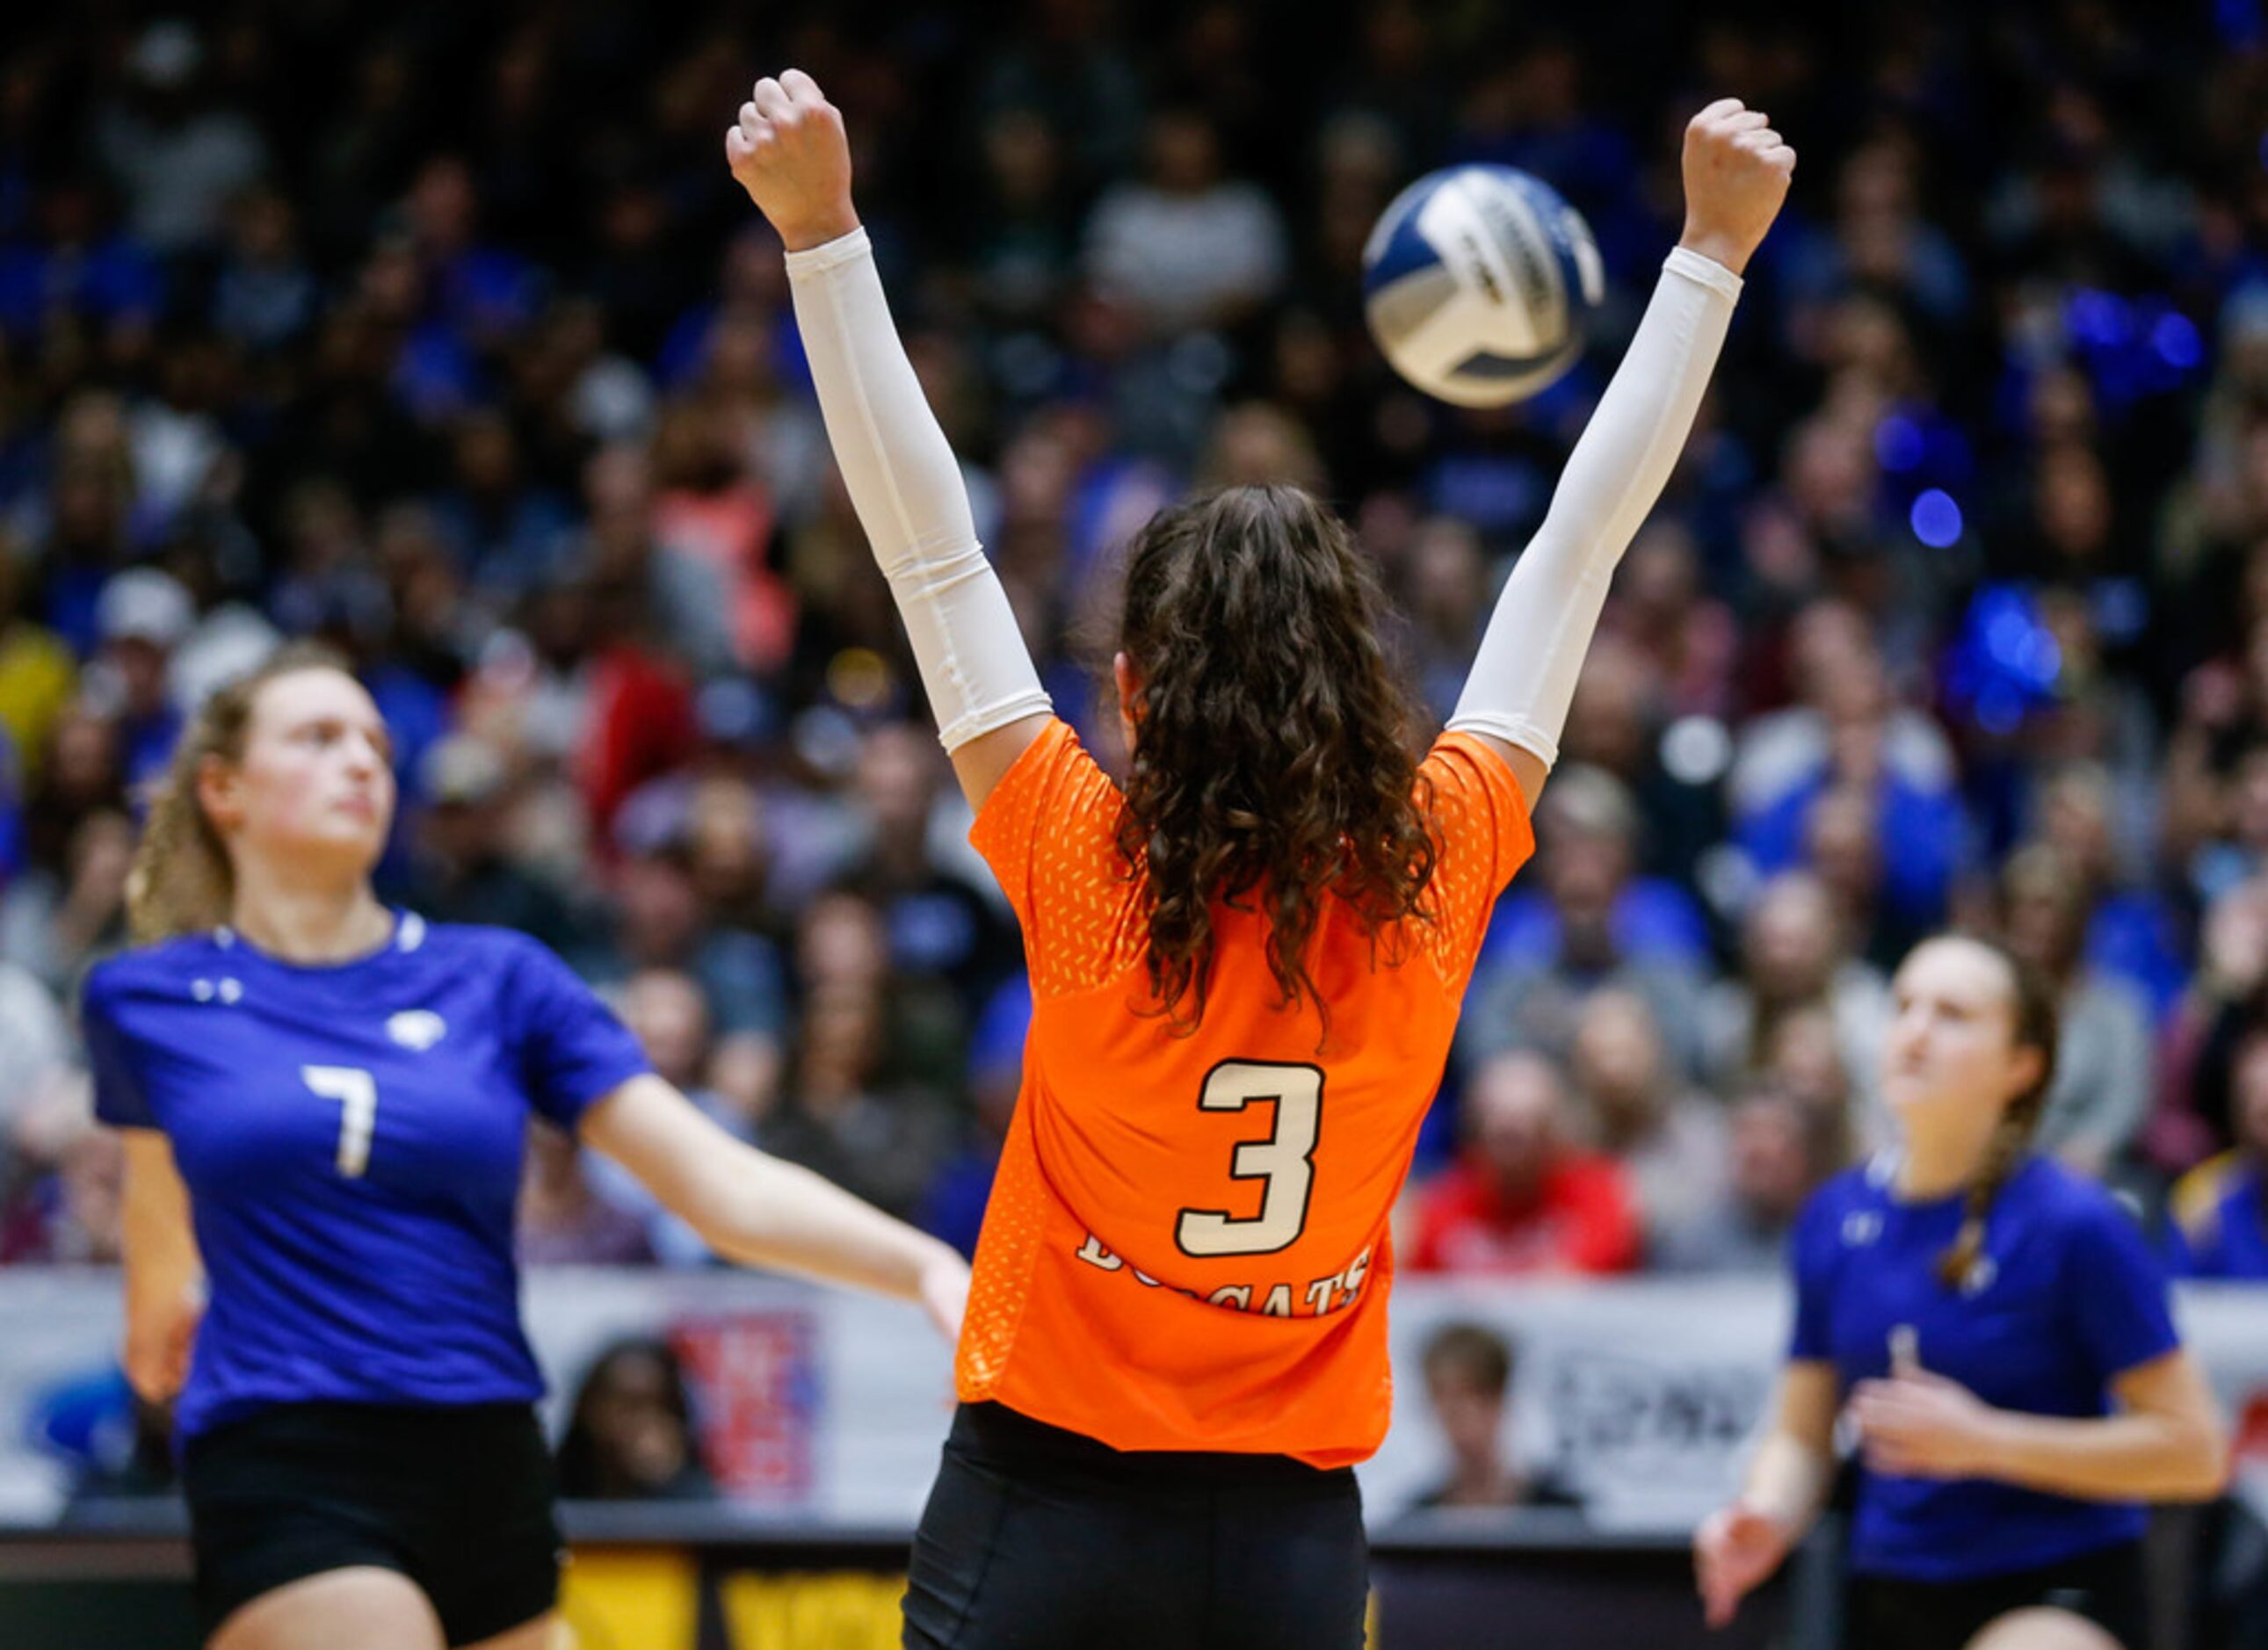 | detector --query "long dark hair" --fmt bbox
[1931,933,2061,1289]
[1113,483,1438,1034]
